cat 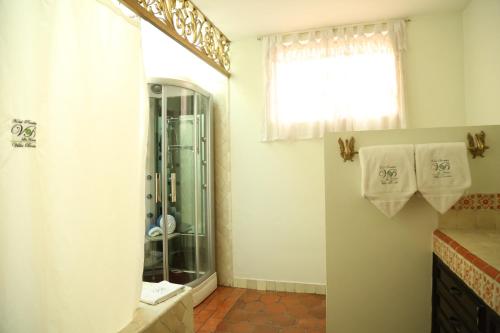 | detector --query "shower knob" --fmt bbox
[146,213,153,218]
[146,194,152,199]
[147,175,152,180]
